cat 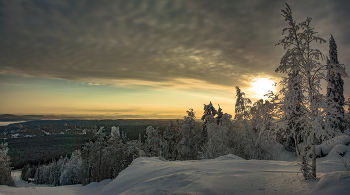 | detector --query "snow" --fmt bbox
[315,134,350,156]
[311,171,350,195]
[0,171,111,195]
[1,133,349,195]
